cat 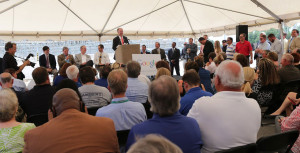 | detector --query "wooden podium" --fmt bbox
[115,44,140,64]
